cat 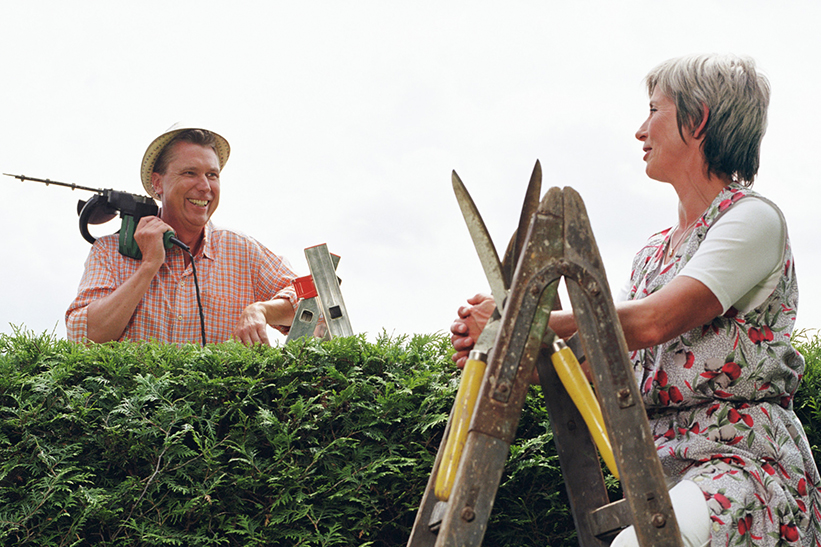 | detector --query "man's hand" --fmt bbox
[232,298,296,346]
[233,302,271,345]
[134,215,173,267]
[450,293,495,368]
